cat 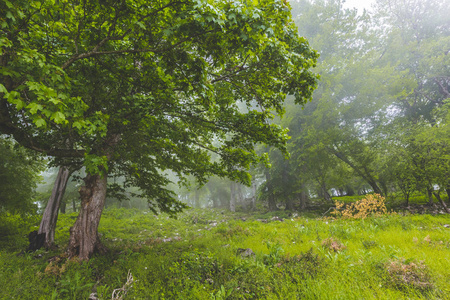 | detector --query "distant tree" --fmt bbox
[1,0,318,259]
[0,138,44,214]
